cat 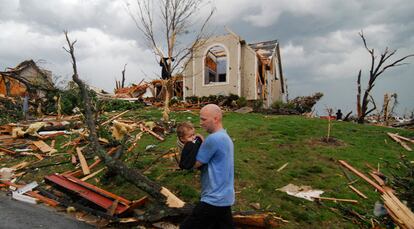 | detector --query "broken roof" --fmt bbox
[0,60,55,91]
[248,40,279,60]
